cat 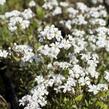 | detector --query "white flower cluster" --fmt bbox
[0,43,38,63]
[1,0,109,109]
[5,8,34,32]
[38,44,60,59]
[59,3,107,29]
[19,73,65,109]
[43,0,58,10]
[39,25,62,42]
[38,25,63,59]
[12,43,36,62]
[34,2,109,100]
[38,25,75,59]
[19,84,48,109]
[43,0,62,16]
